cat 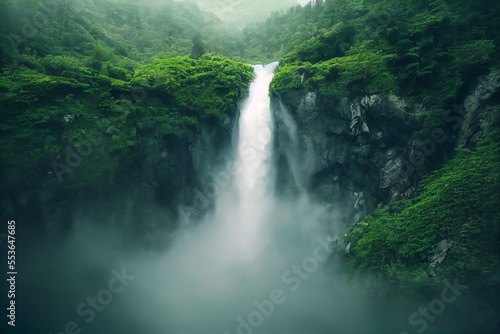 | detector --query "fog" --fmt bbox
[6,53,489,334]
[11,62,389,334]
[176,0,310,26]
[61,0,312,30]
